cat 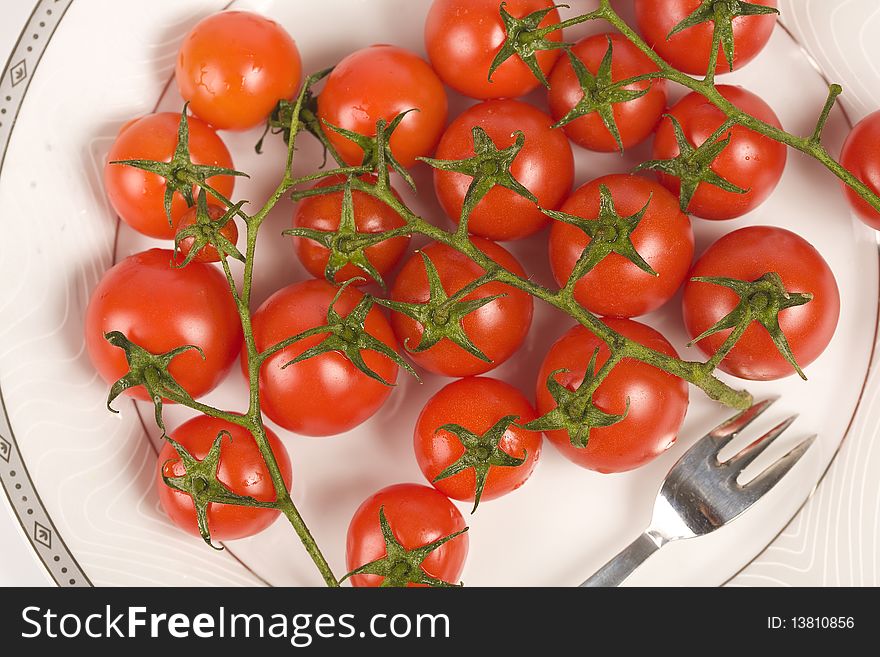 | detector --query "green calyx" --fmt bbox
[104,331,204,434]
[161,431,278,550]
[433,415,527,514]
[489,2,571,88]
[110,104,249,227]
[689,272,813,379]
[341,506,468,587]
[522,349,628,448]
[173,189,247,268]
[544,183,657,285]
[668,0,779,72]
[376,252,503,363]
[634,114,747,212]
[553,37,651,153]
